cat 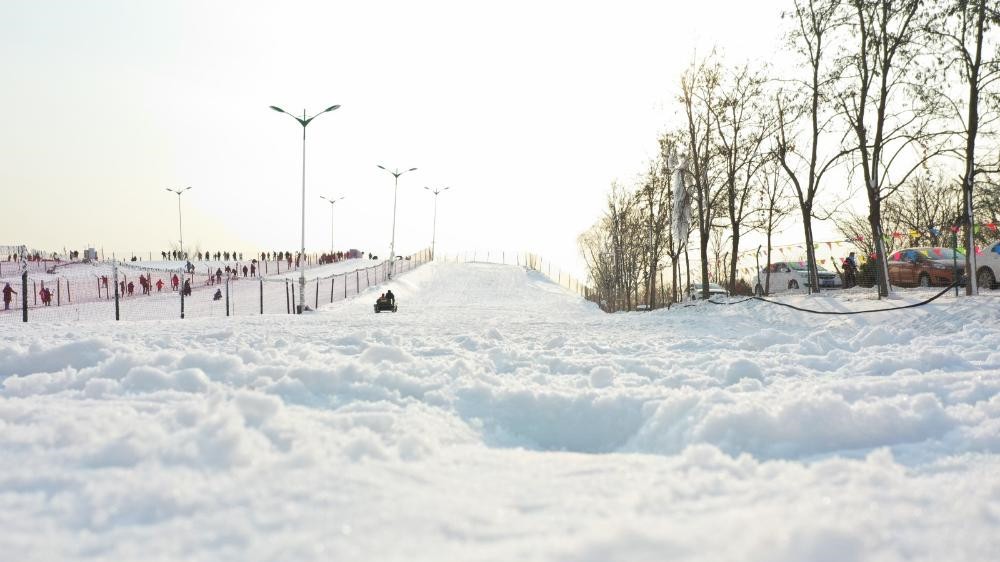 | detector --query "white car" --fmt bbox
[754,261,842,295]
[686,282,729,300]
[976,241,1000,289]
